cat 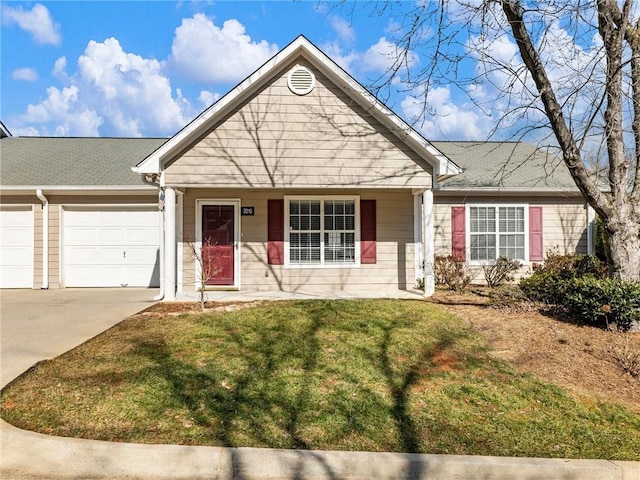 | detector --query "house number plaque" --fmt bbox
[241,206,255,216]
